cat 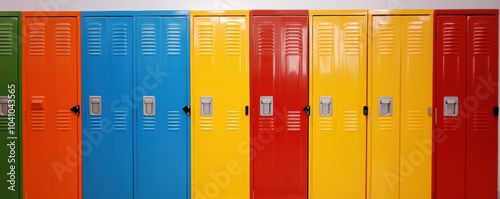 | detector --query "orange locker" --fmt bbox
[22,12,81,199]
